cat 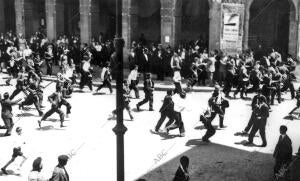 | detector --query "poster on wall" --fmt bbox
[221,3,244,55]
